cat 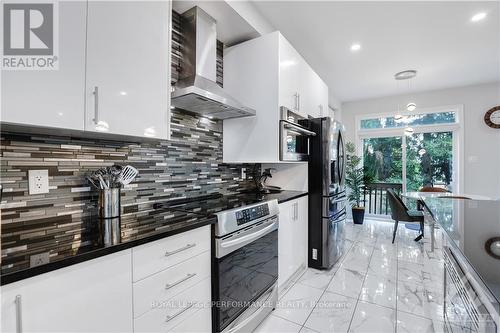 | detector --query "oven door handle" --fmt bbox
[282,121,316,136]
[217,219,278,258]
